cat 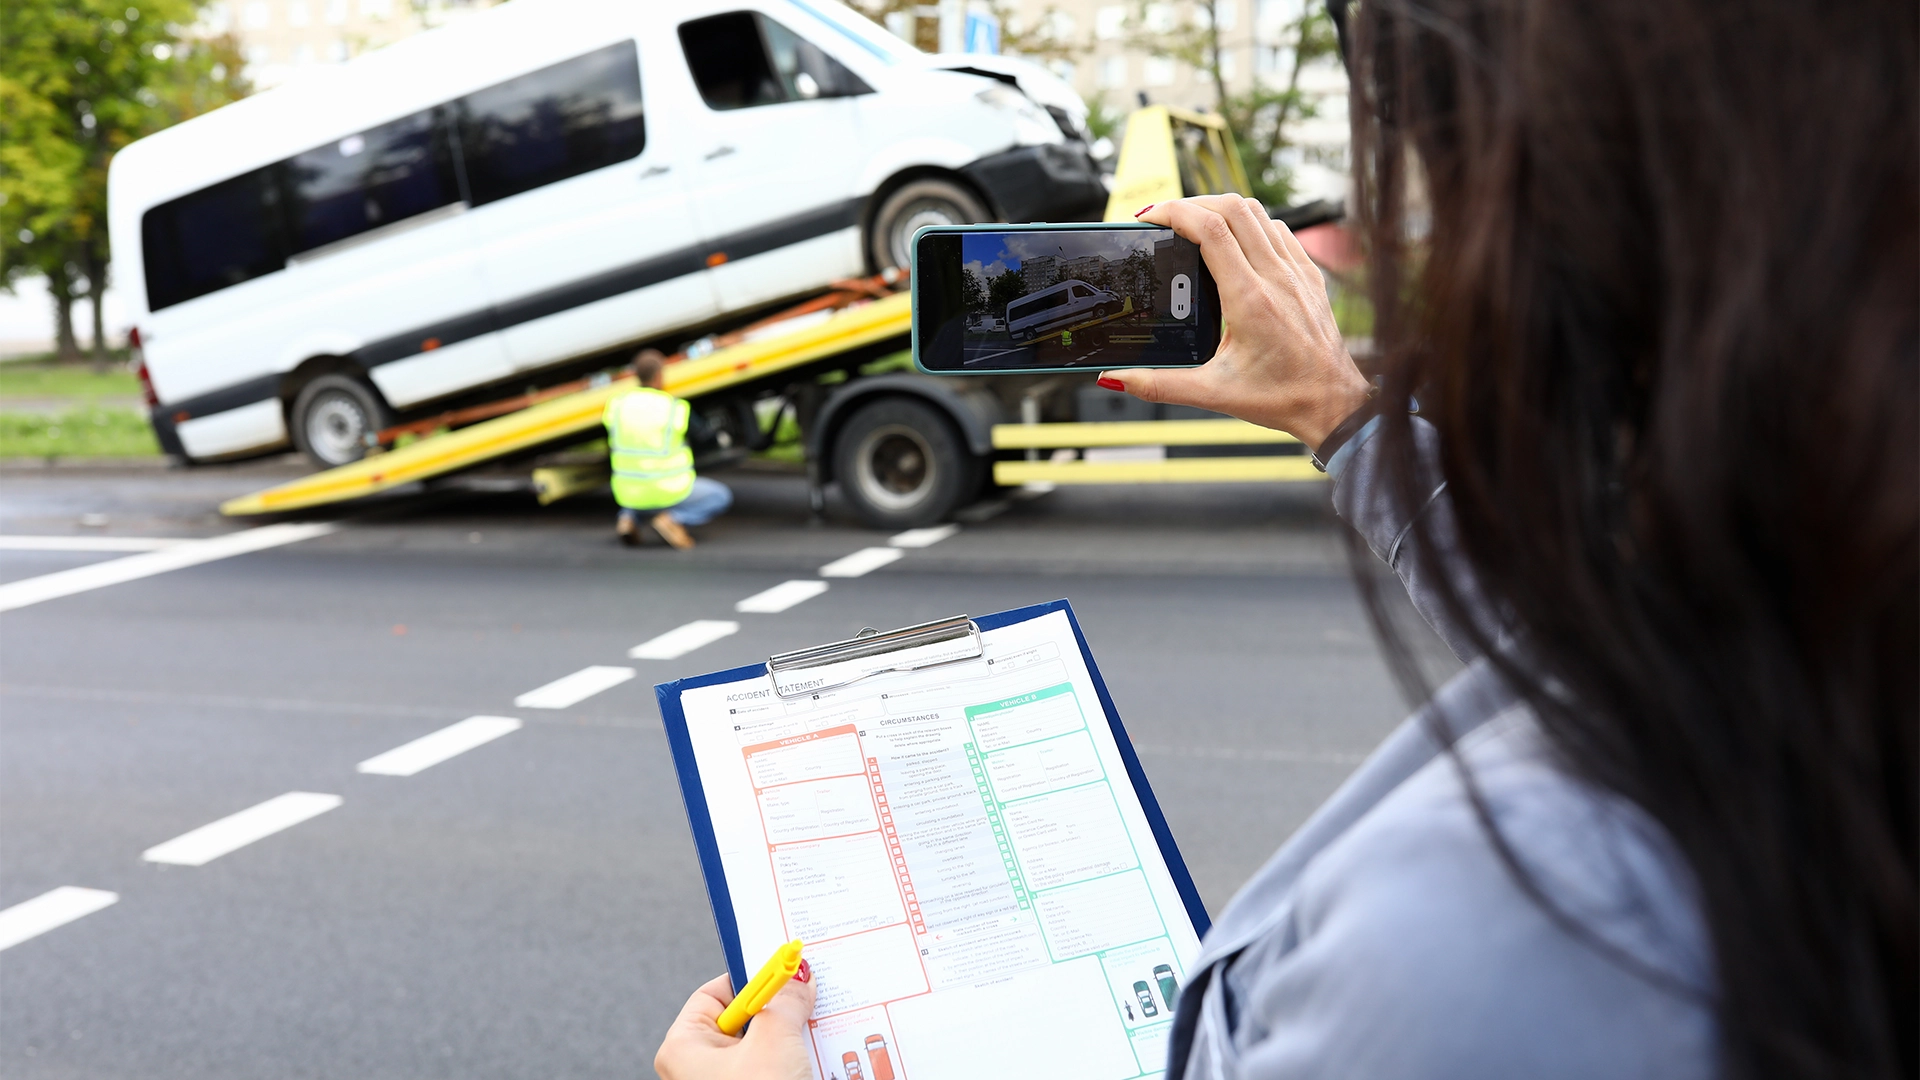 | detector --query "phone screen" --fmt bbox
[914,226,1219,373]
